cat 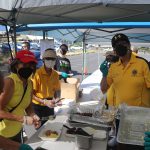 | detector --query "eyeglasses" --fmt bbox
[44,57,56,61]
